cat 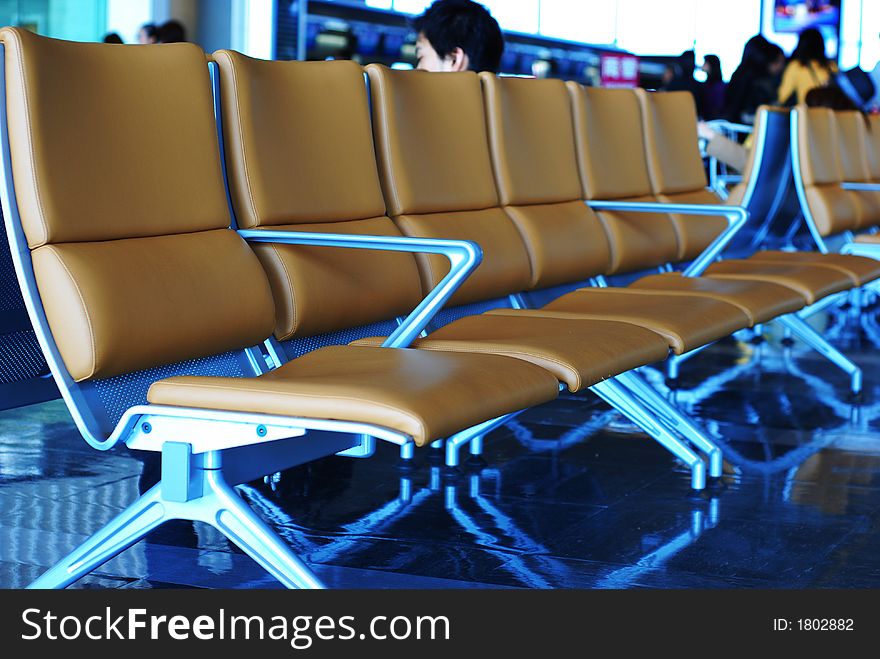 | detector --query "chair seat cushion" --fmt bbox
[353,314,670,393]
[704,260,852,304]
[746,250,880,286]
[628,272,807,324]
[495,289,750,354]
[147,345,559,447]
